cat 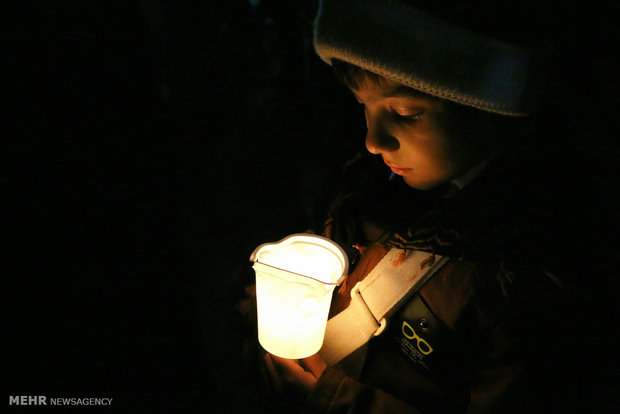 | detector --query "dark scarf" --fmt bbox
[325,133,571,280]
